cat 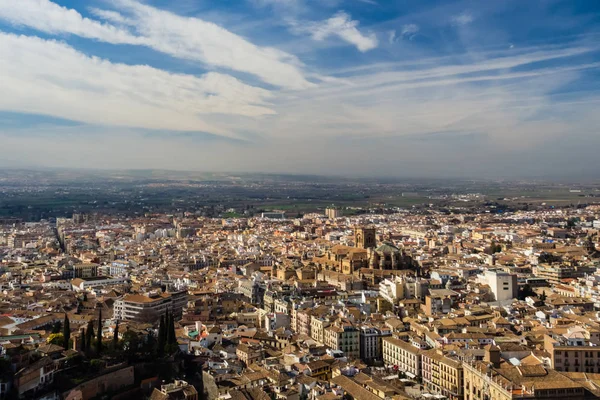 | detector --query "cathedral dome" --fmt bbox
[375,242,399,254]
